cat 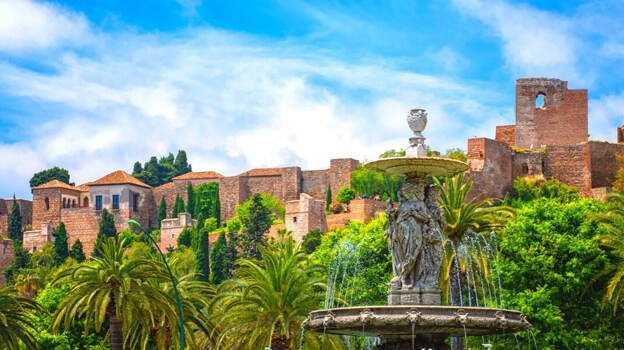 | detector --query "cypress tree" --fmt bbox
[226,231,239,277]
[69,239,86,262]
[194,228,210,282]
[53,222,69,266]
[158,196,167,227]
[8,195,23,242]
[187,183,195,219]
[172,194,185,219]
[239,194,272,260]
[93,209,117,257]
[325,186,332,211]
[177,227,193,248]
[3,242,31,284]
[211,231,228,284]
